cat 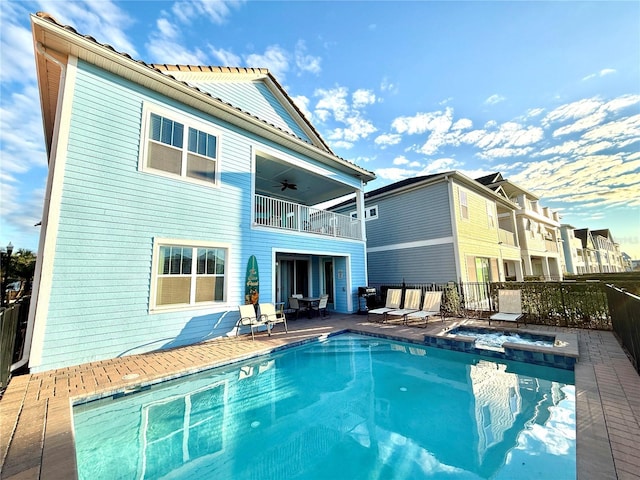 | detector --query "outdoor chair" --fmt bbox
[288,296,308,319]
[368,288,402,323]
[236,304,269,340]
[406,291,443,325]
[386,289,422,324]
[489,290,524,327]
[259,302,288,334]
[311,294,329,317]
